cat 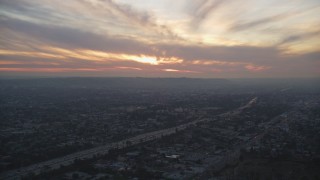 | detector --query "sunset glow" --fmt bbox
[0,0,319,78]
